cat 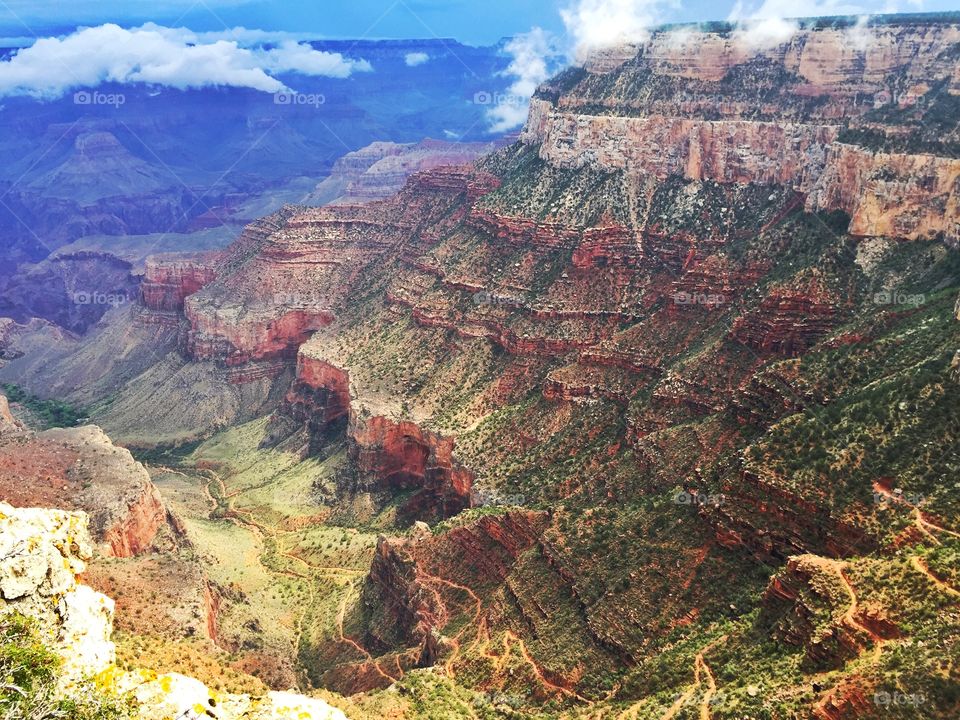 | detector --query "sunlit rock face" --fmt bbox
[0,503,115,689]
